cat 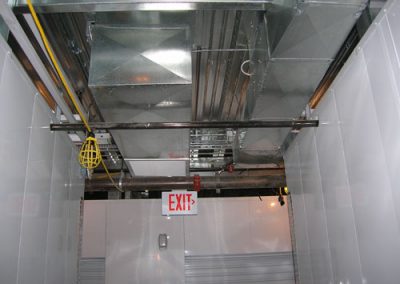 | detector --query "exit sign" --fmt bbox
[162,191,198,216]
